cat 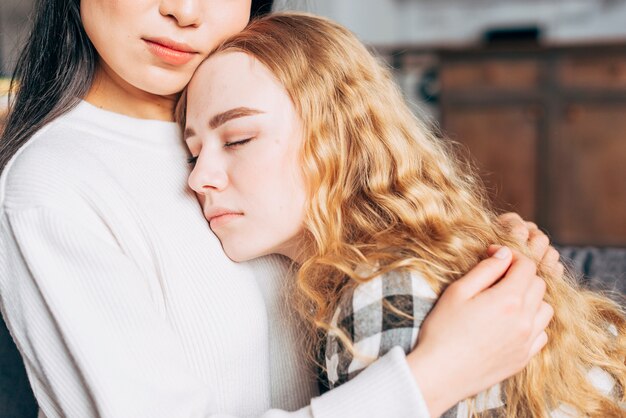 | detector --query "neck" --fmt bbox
[85,62,177,121]
[276,236,309,265]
